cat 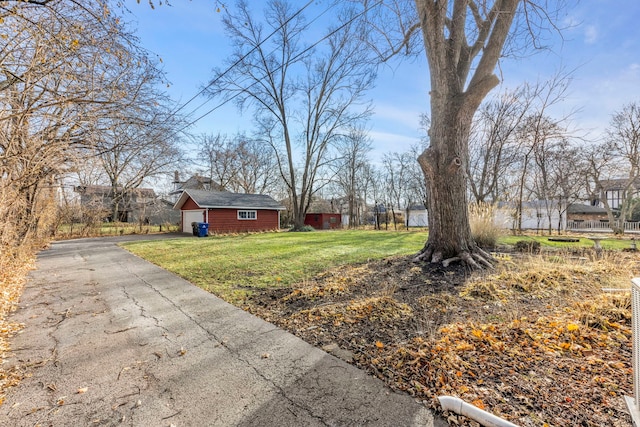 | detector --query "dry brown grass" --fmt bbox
[469,202,504,248]
[0,248,36,404]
